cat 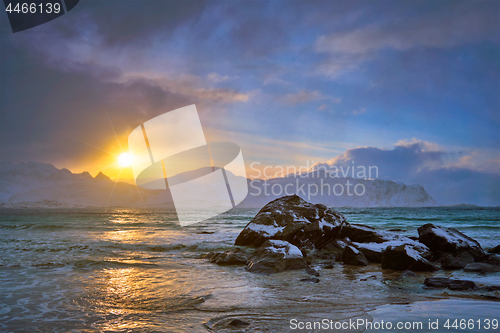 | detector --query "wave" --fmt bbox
[452,217,500,222]
[72,259,159,269]
[457,225,500,230]
[0,241,191,254]
[0,223,70,230]
[0,221,181,230]
[385,217,444,221]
